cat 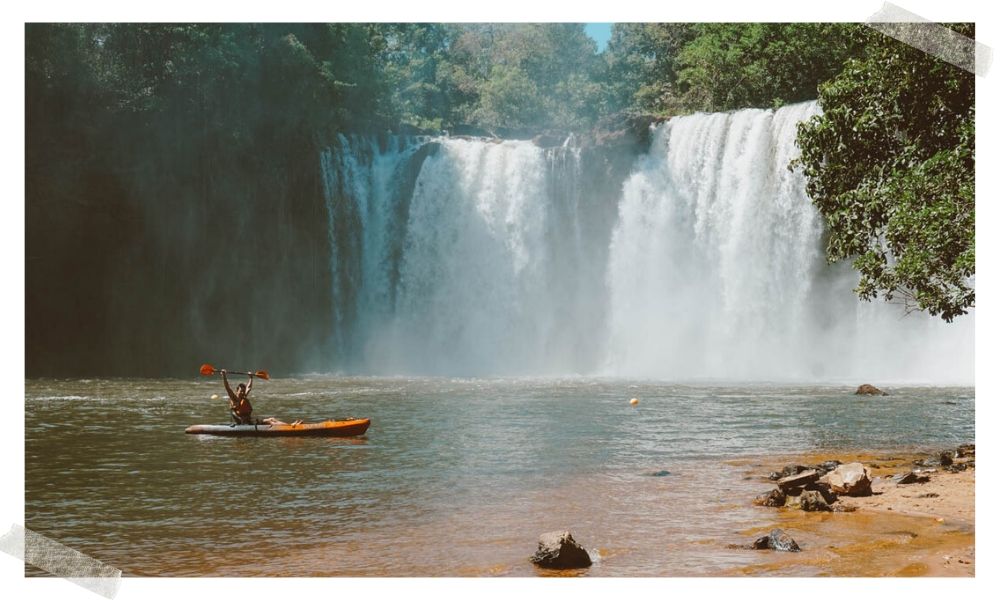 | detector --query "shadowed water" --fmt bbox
[25,377,973,576]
